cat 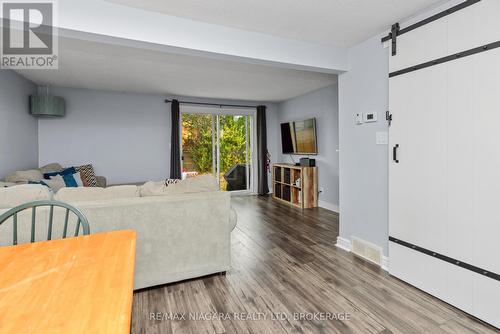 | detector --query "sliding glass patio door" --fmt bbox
[181,106,255,193]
